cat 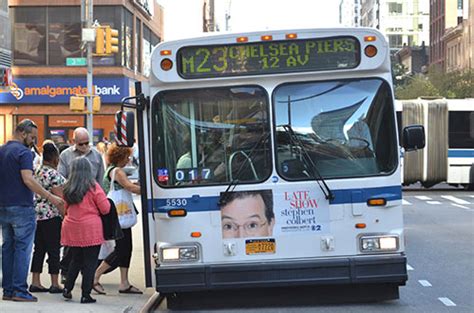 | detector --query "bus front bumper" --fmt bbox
[155,255,407,293]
